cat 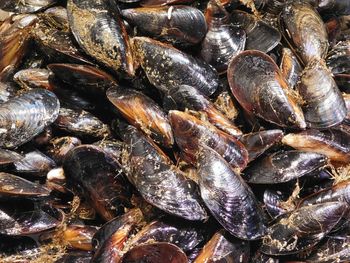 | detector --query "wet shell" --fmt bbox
[132,36,219,96]
[197,145,267,240]
[67,0,134,76]
[227,50,306,129]
[0,89,60,149]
